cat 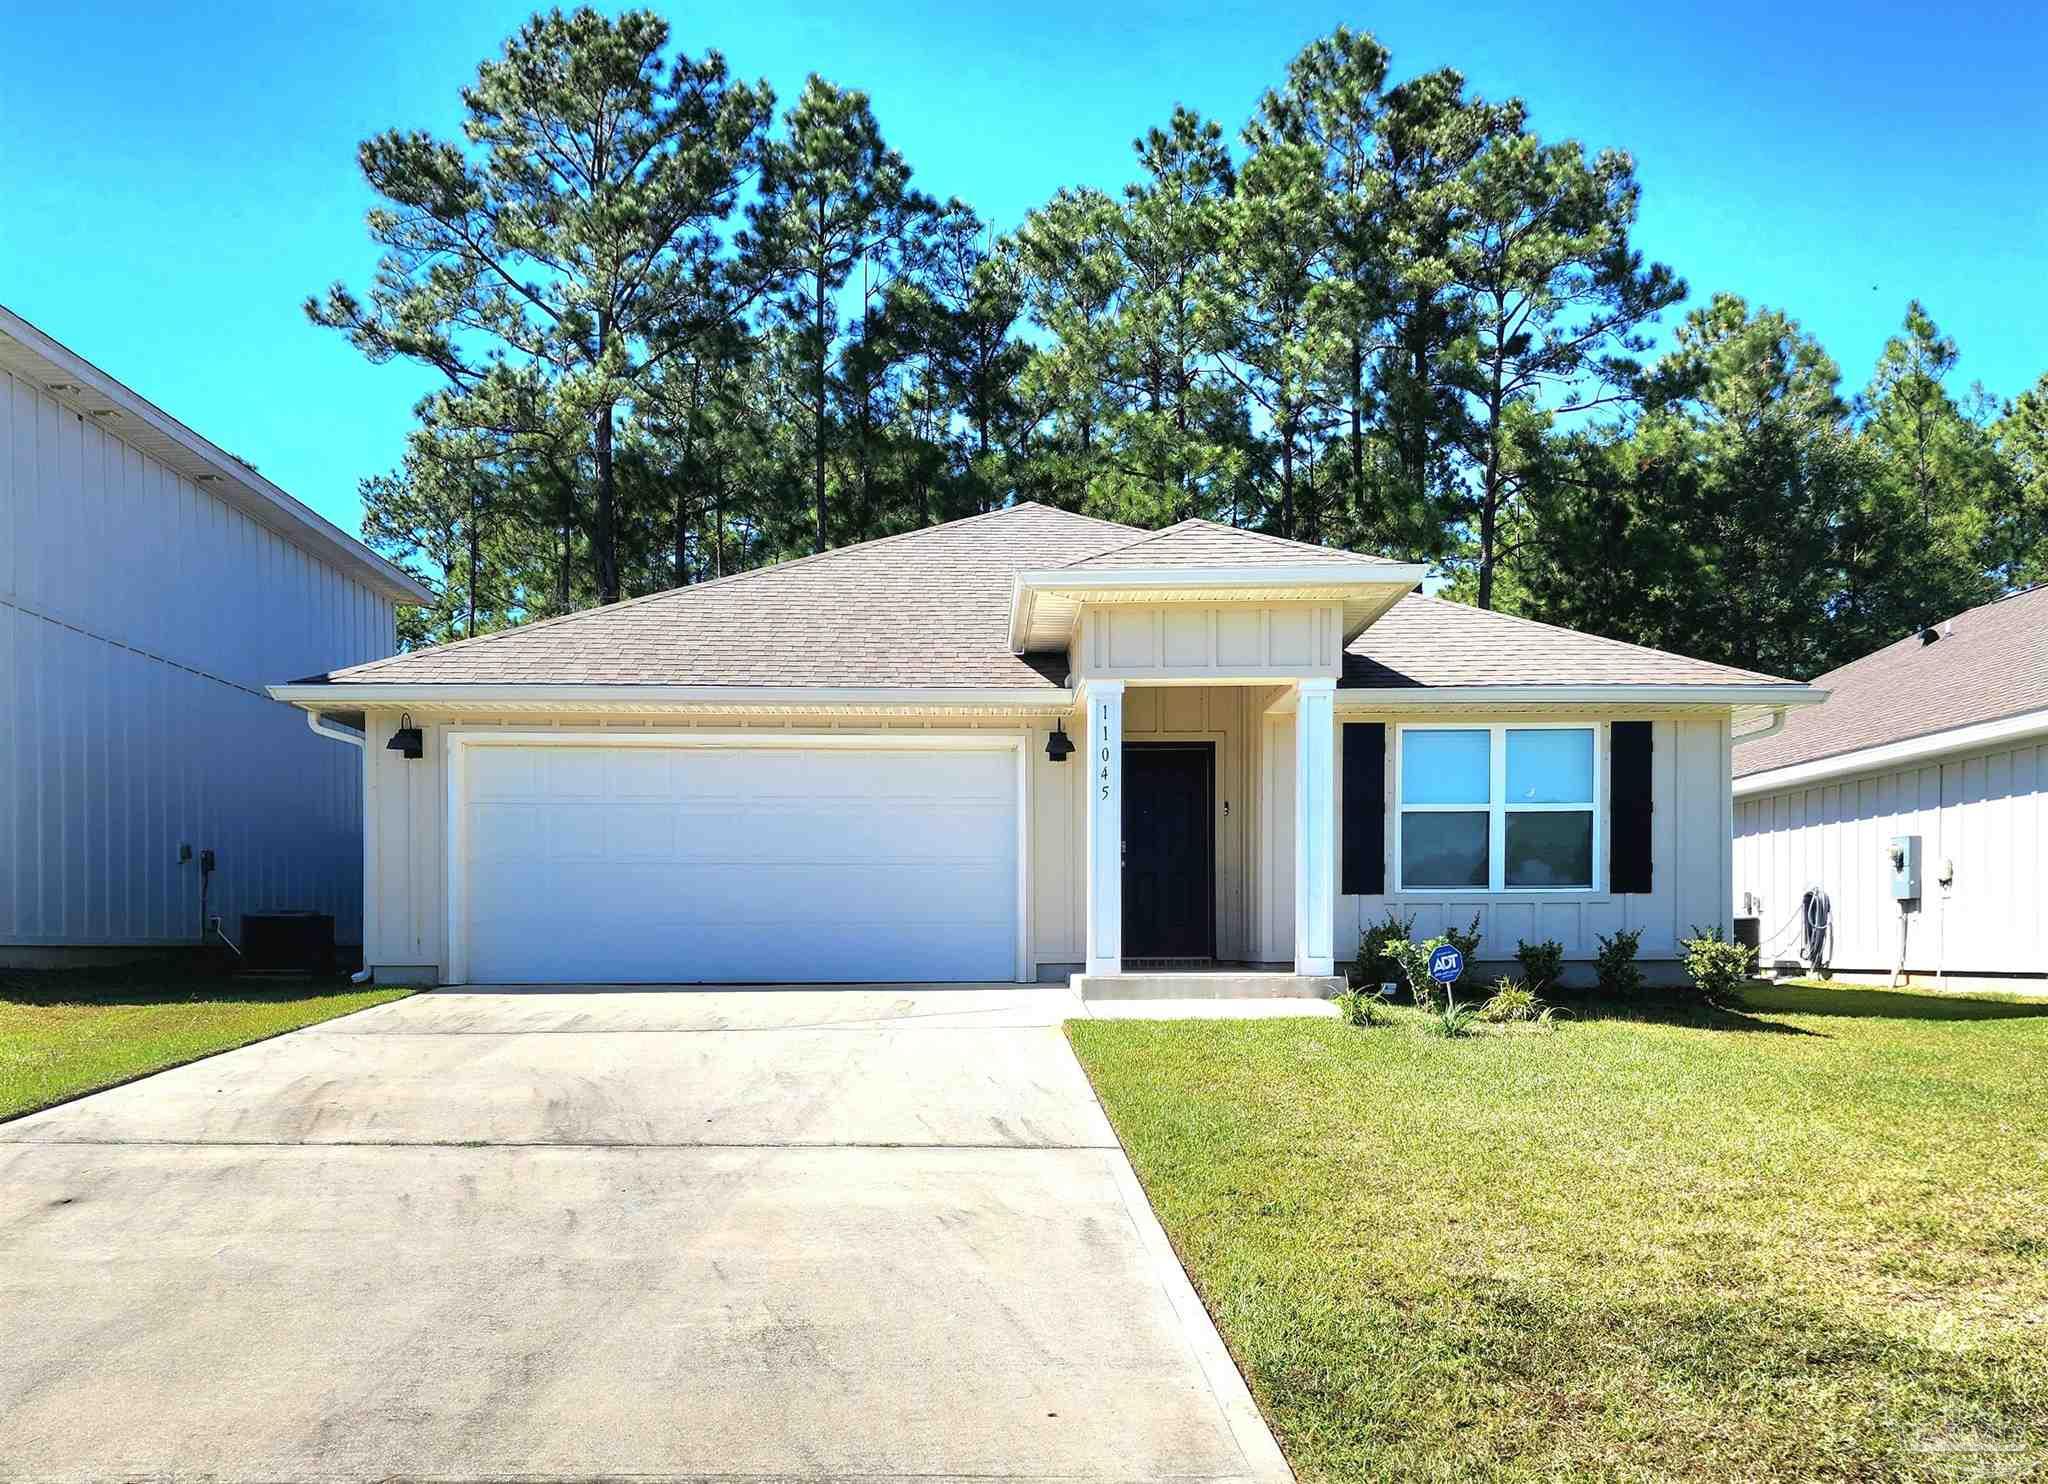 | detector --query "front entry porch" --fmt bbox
[1073,677,1343,1000]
